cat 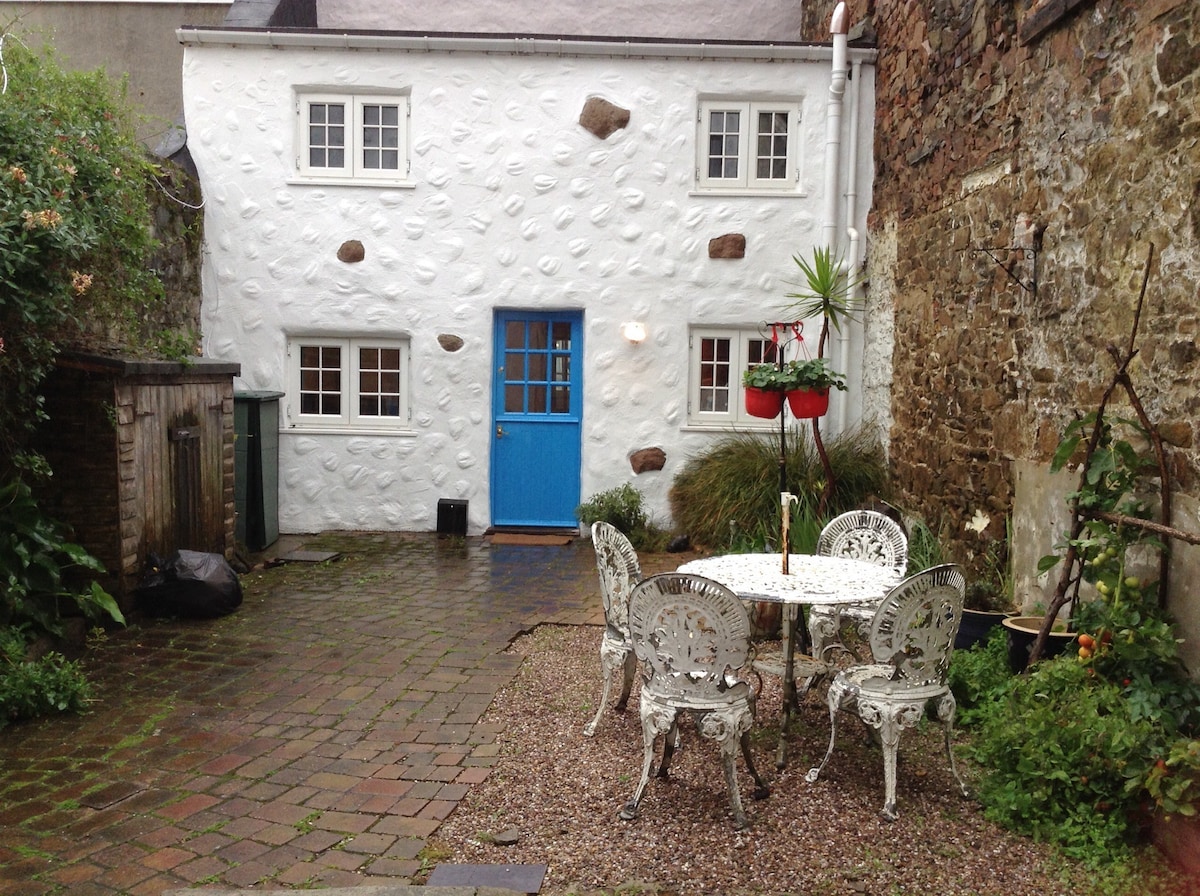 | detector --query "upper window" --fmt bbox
[688,327,789,427]
[296,93,410,183]
[697,100,800,193]
[285,337,410,432]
